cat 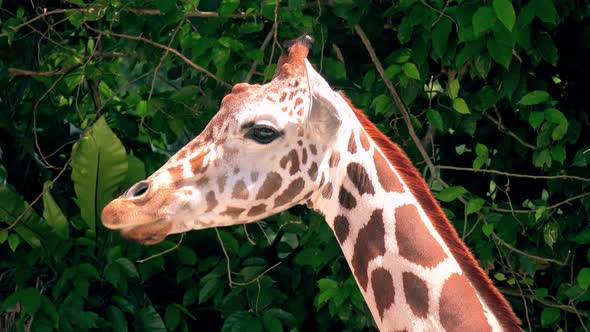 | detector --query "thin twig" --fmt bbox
[355,24,436,178]
[244,29,273,83]
[492,233,571,266]
[492,191,590,214]
[148,18,186,100]
[125,8,255,19]
[499,287,590,317]
[85,25,231,88]
[136,233,185,263]
[231,261,281,286]
[484,113,536,150]
[437,165,590,182]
